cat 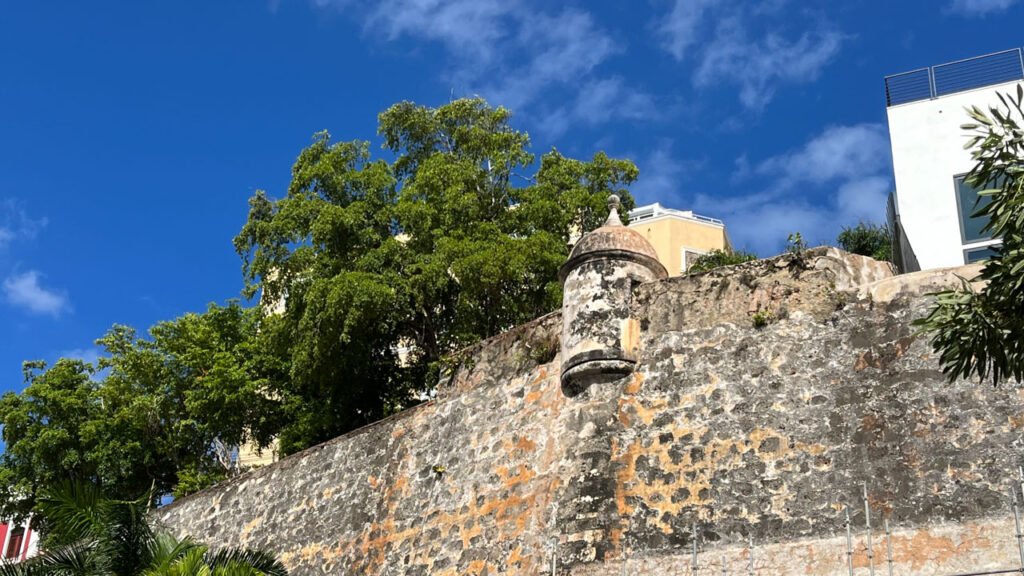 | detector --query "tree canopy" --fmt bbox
[0,302,269,518]
[0,98,640,514]
[234,98,638,453]
[915,85,1024,384]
